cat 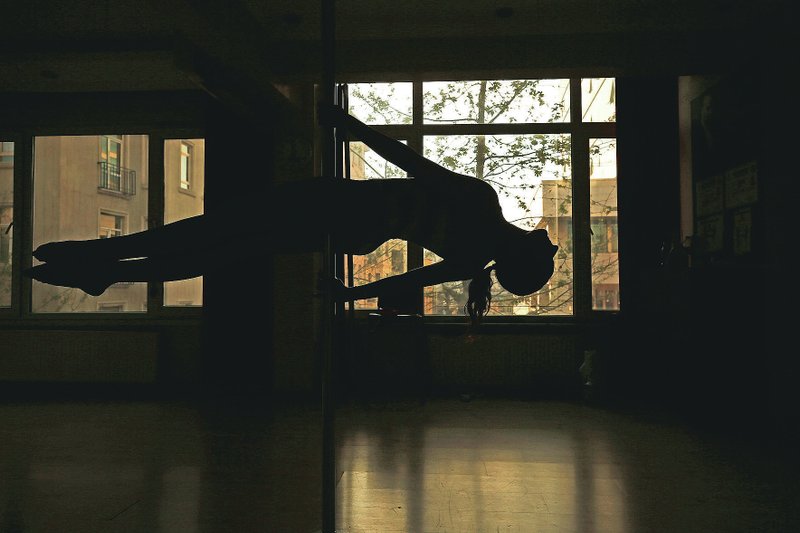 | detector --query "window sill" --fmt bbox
[97,188,134,199]
[0,308,202,328]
